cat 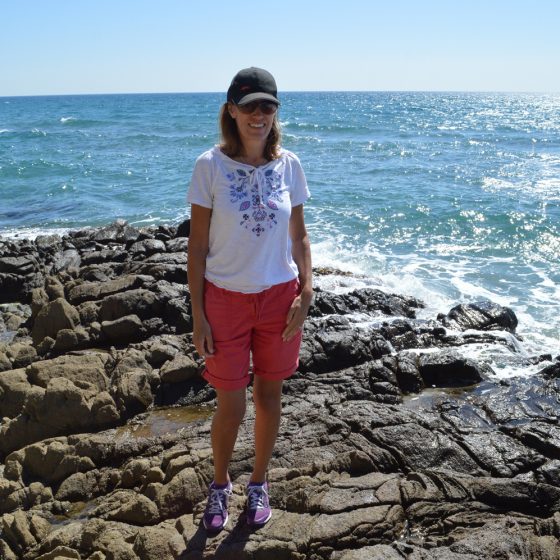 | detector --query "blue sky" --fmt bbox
[2,0,559,96]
